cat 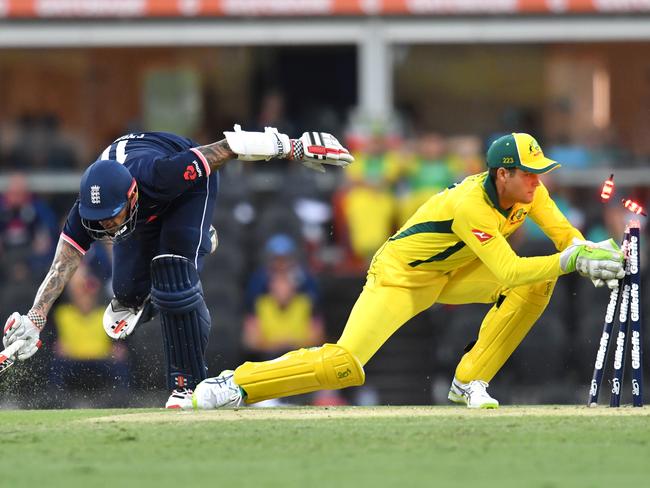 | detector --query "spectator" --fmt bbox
[0,172,58,275]
[48,265,130,407]
[8,114,78,169]
[446,135,484,178]
[0,258,38,323]
[333,133,400,267]
[397,132,455,225]
[247,90,297,172]
[243,234,324,360]
[250,90,296,136]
